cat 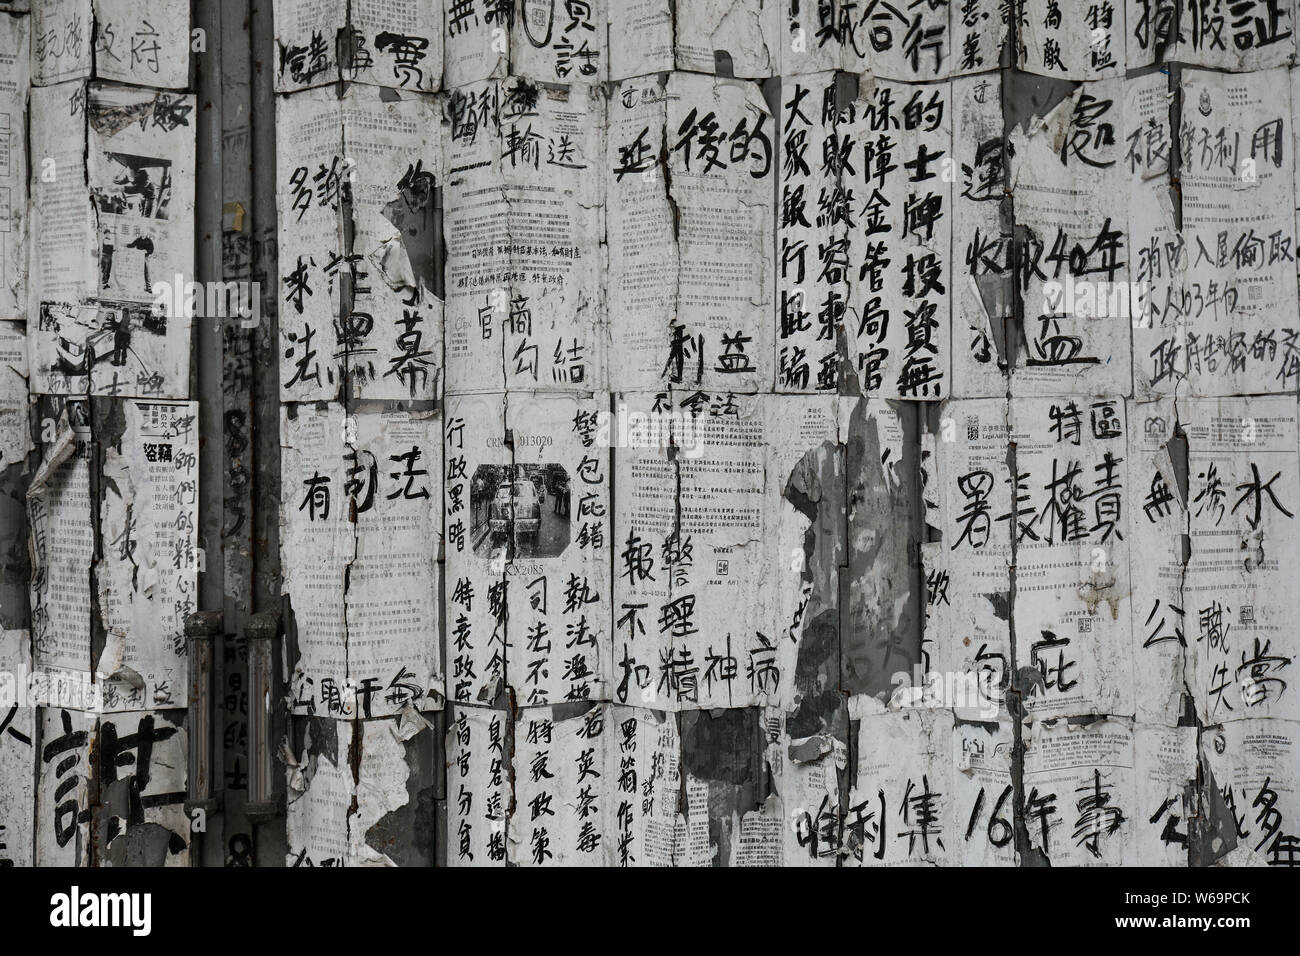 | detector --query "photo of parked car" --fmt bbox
[489,479,541,551]
[47,304,116,376]
[472,463,570,559]
[41,301,163,378]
